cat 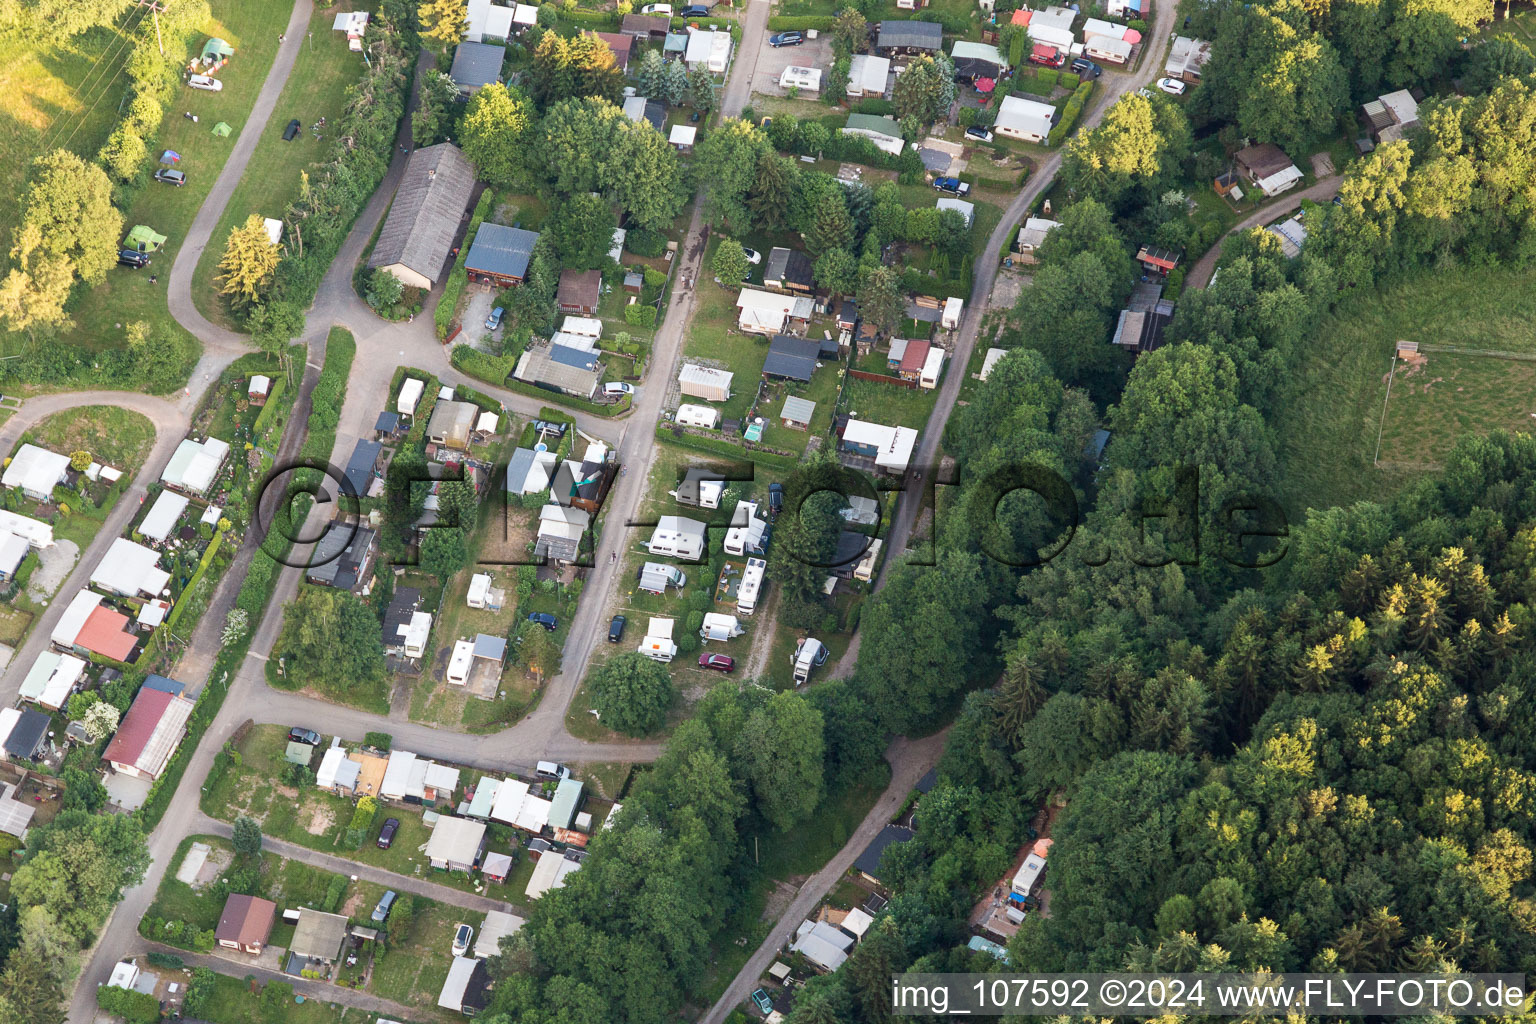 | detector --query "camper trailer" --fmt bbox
[792,637,828,686]
[674,404,720,429]
[737,558,767,615]
[638,617,678,663]
[699,613,745,643]
[1010,838,1053,902]
[638,562,688,595]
